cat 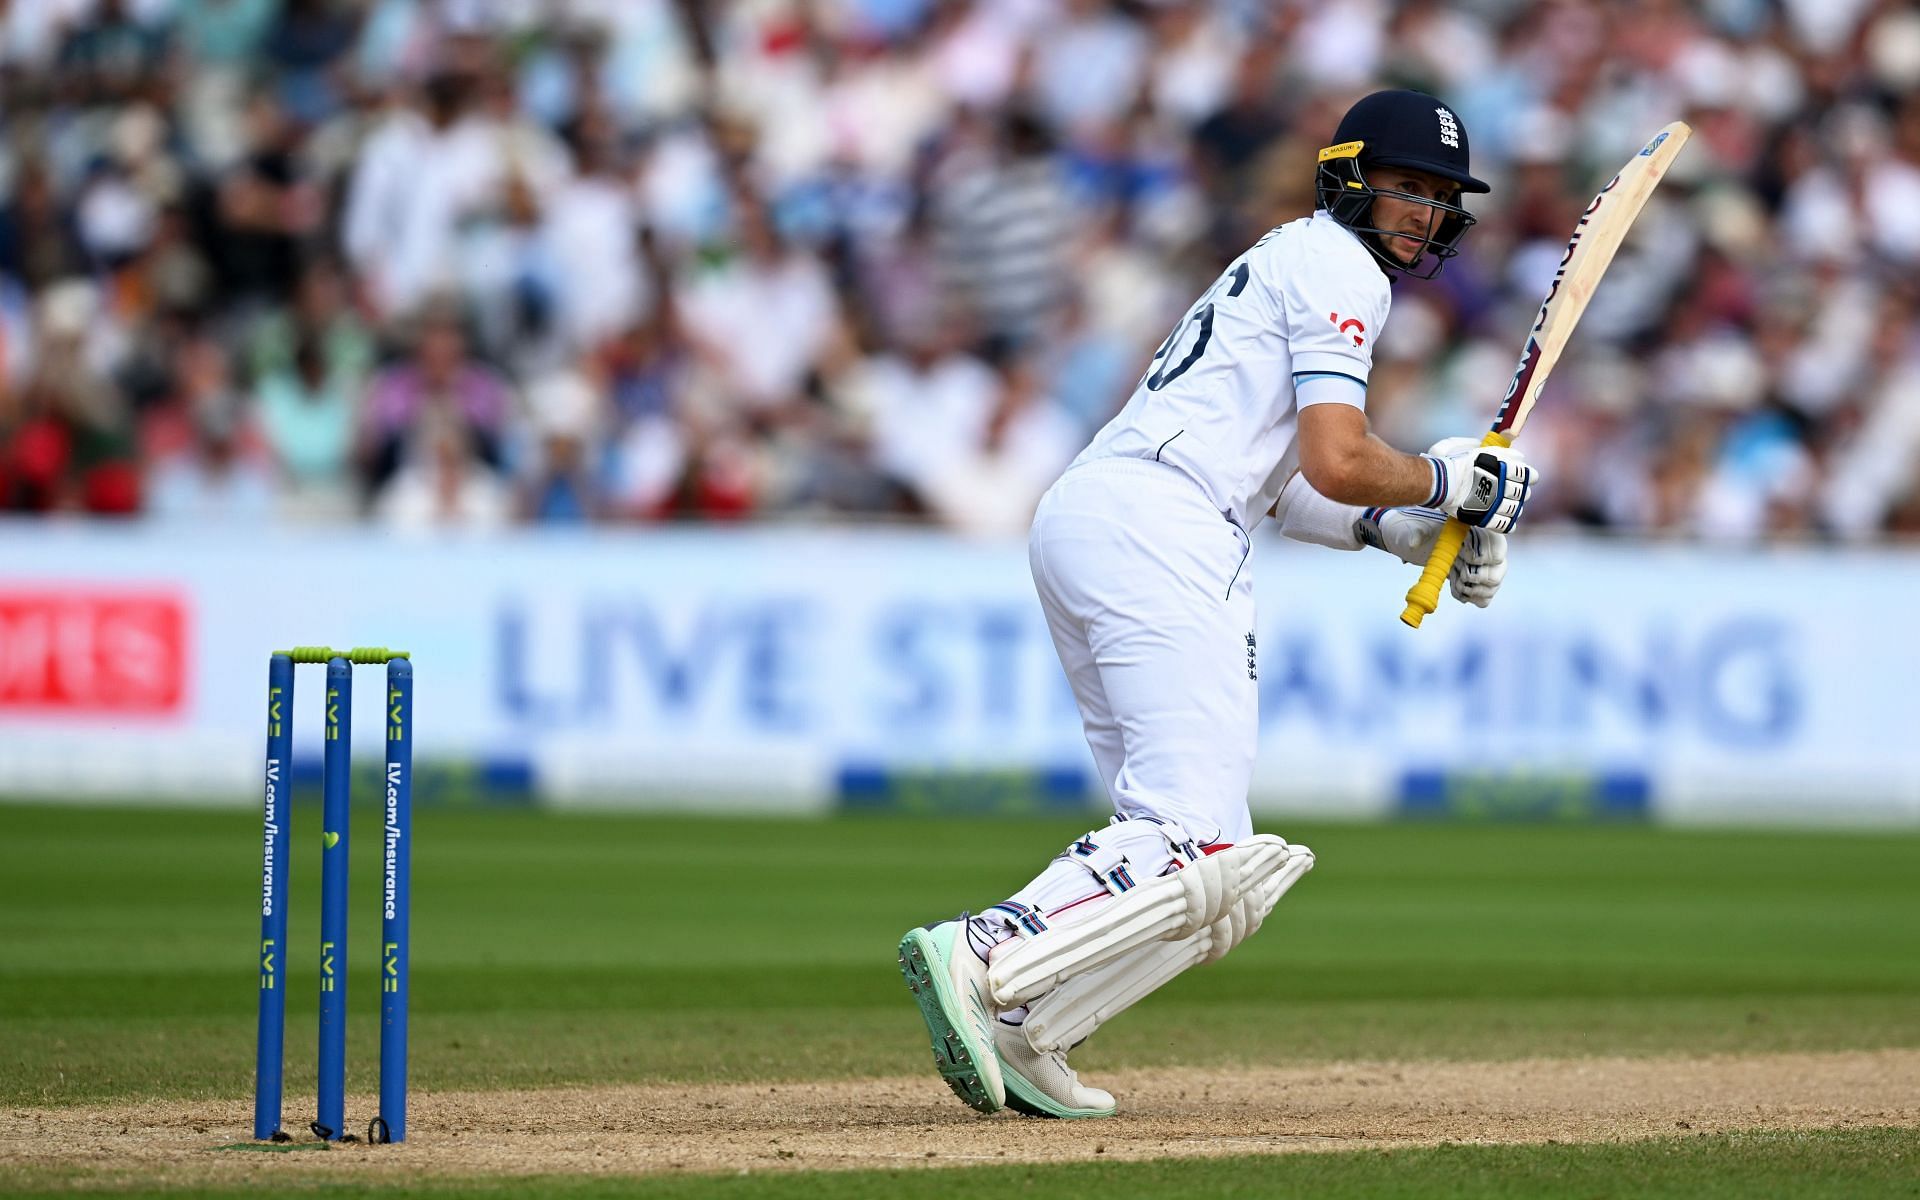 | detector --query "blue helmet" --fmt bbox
[1316,90,1489,279]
